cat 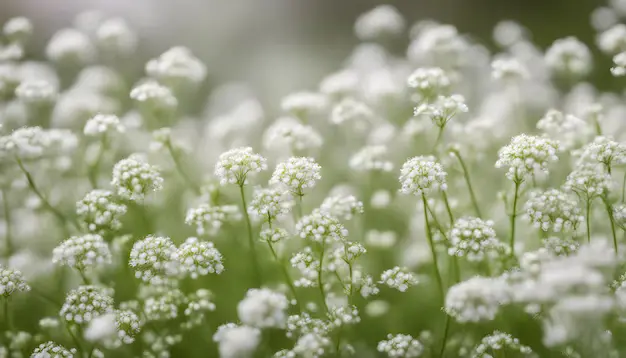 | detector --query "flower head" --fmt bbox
[83,114,125,136]
[379,267,418,292]
[399,156,447,196]
[115,309,142,344]
[111,155,164,202]
[524,189,583,233]
[354,5,405,41]
[491,57,529,81]
[564,163,612,200]
[237,288,289,329]
[445,276,509,323]
[545,37,592,78]
[248,187,293,222]
[213,324,261,358]
[495,134,559,182]
[296,211,348,243]
[60,285,114,325]
[319,195,364,221]
[214,147,267,186]
[76,190,127,234]
[413,94,467,128]
[536,109,591,150]
[448,217,509,261]
[349,145,393,172]
[146,46,206,86]
[578,136,626,172]
[270,157,321,196]
[407,67,450,102]
[185,204,241,236]
[173,237,224,279]
[31,341,76,358]
[129,235,178,284]
[377,334,424,358]
[0,265,30,297]
[53,234,112,271]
